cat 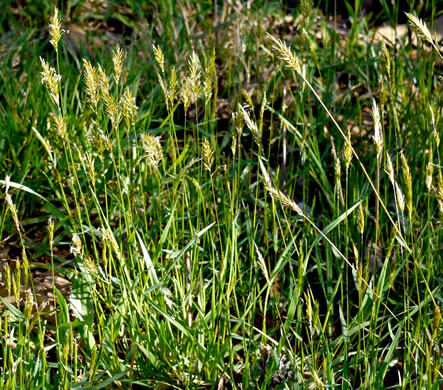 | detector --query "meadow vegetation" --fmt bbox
[0,0,442,388]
